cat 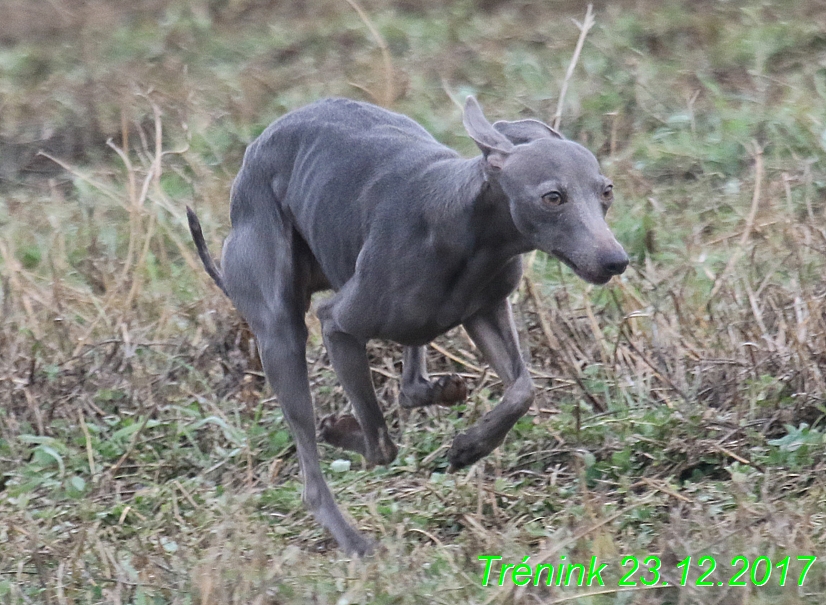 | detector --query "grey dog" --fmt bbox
[187,96,628,555]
